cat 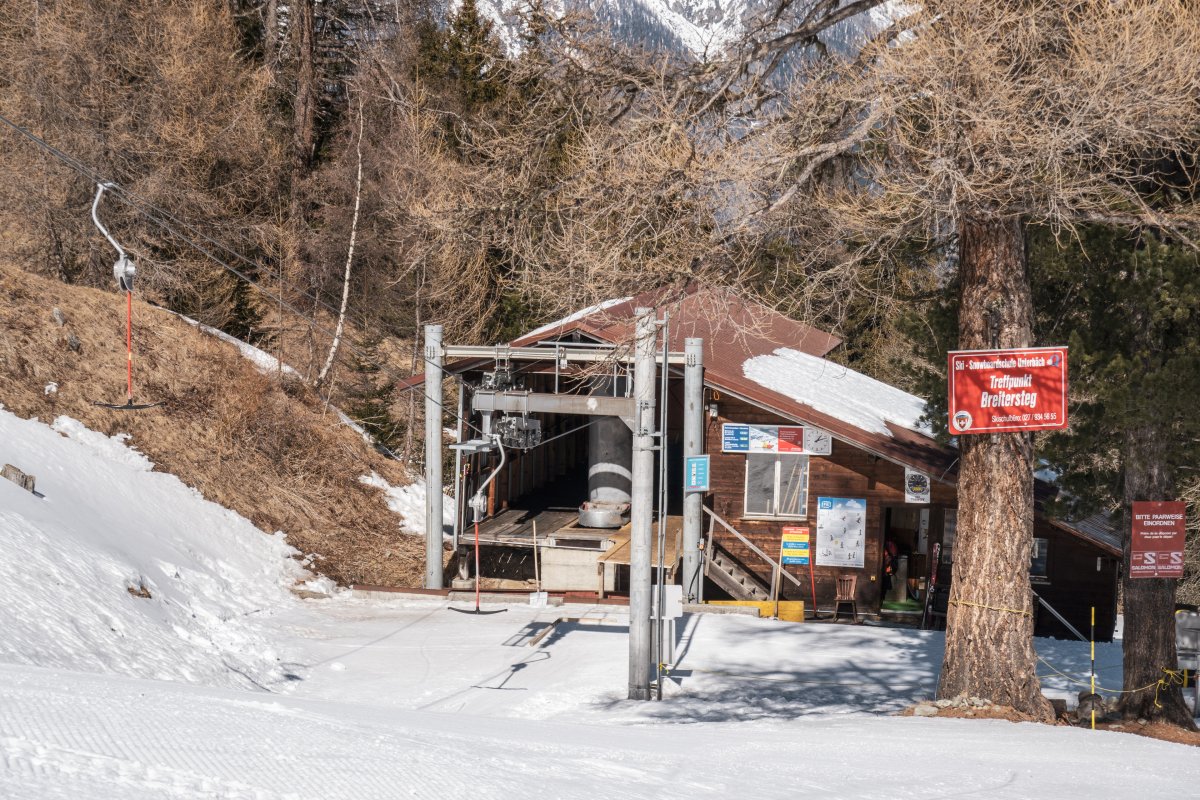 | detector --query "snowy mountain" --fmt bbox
[470,0,900,59]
